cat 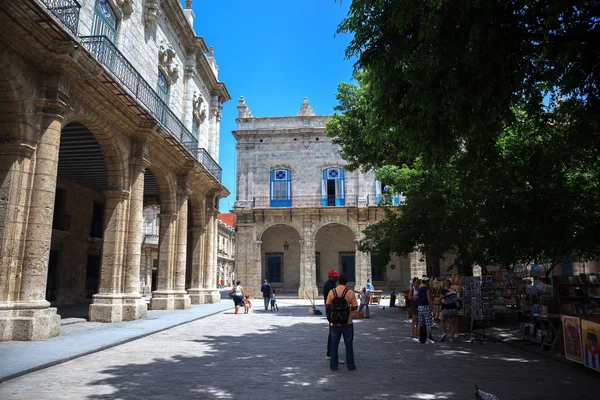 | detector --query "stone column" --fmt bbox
[150,213,178,310]
[10,107,68,340]
[198,205,220,302]
[187,225,206,303]
[89,189,136,322]
[0,142,35,303]
[173,179,191,309]
[247,240,262,298]
[410,251,427,278]
[354,243,372,292]
[0,139,61,341]
[298,239,318,299]
[121,138,149,319]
